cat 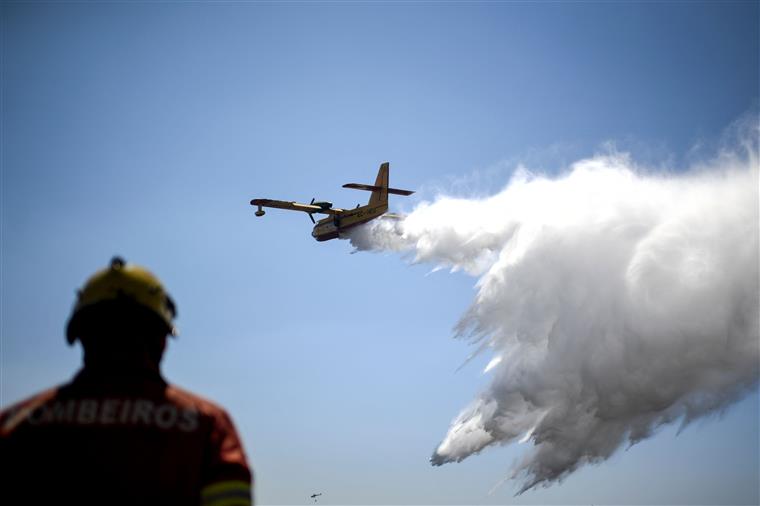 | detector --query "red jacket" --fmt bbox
[0,368,252,505]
